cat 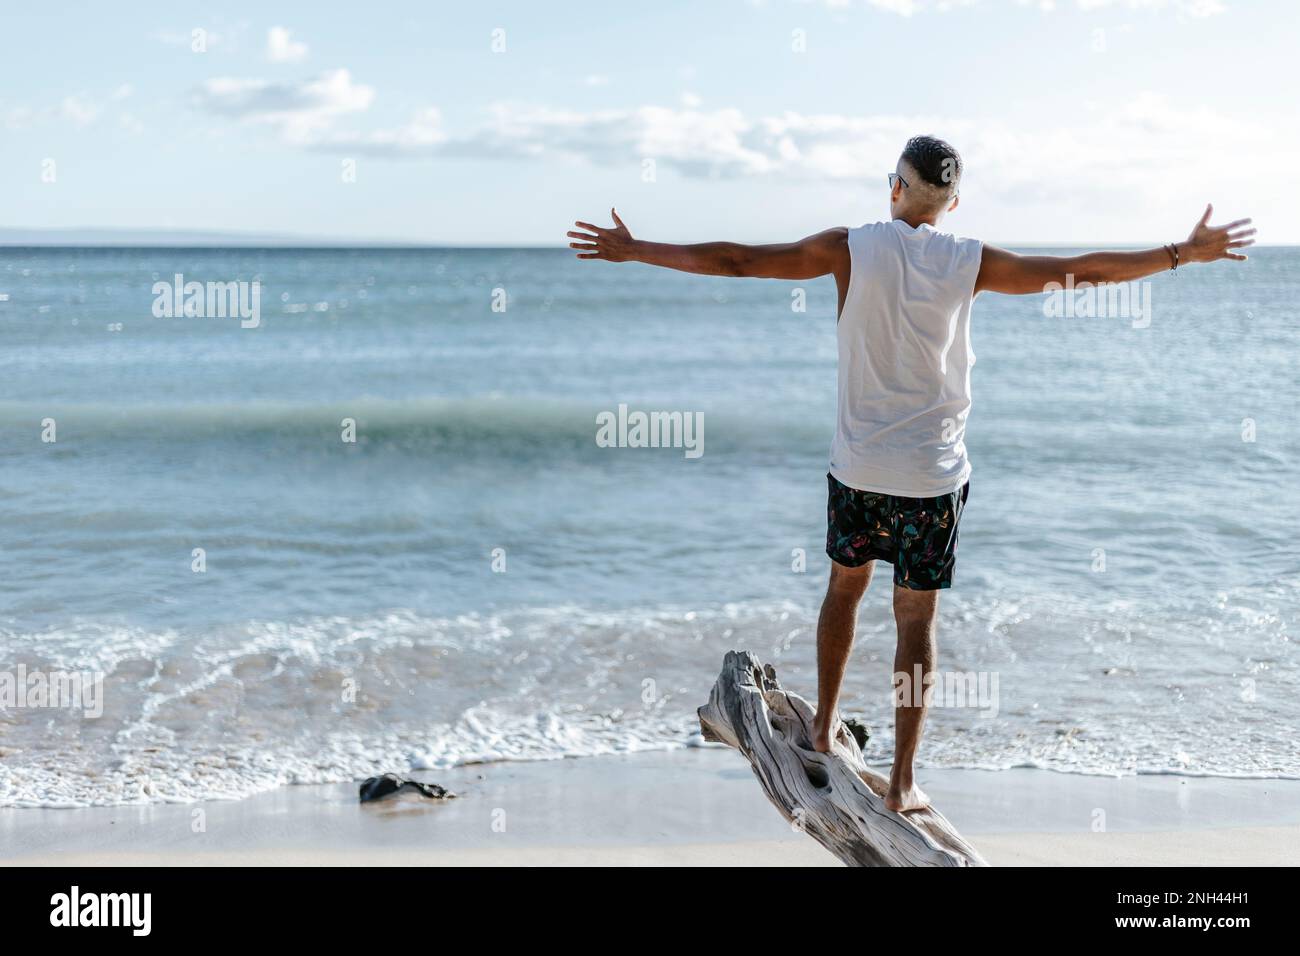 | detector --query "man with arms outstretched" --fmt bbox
[569,135,1254,811]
